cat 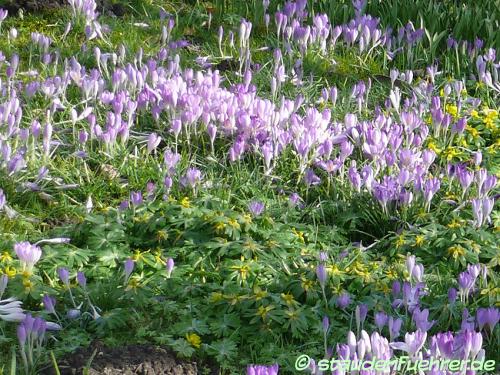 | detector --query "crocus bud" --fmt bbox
[76,271,87,288]
[58,268,70,287]
[124,258,135,280]
[166,258,175,278]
